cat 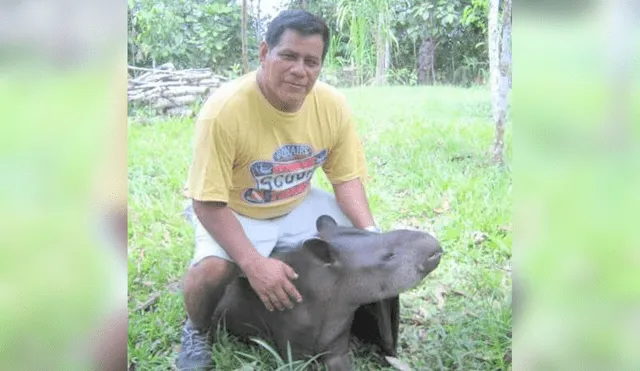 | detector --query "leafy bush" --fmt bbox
[128,0,258,73]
